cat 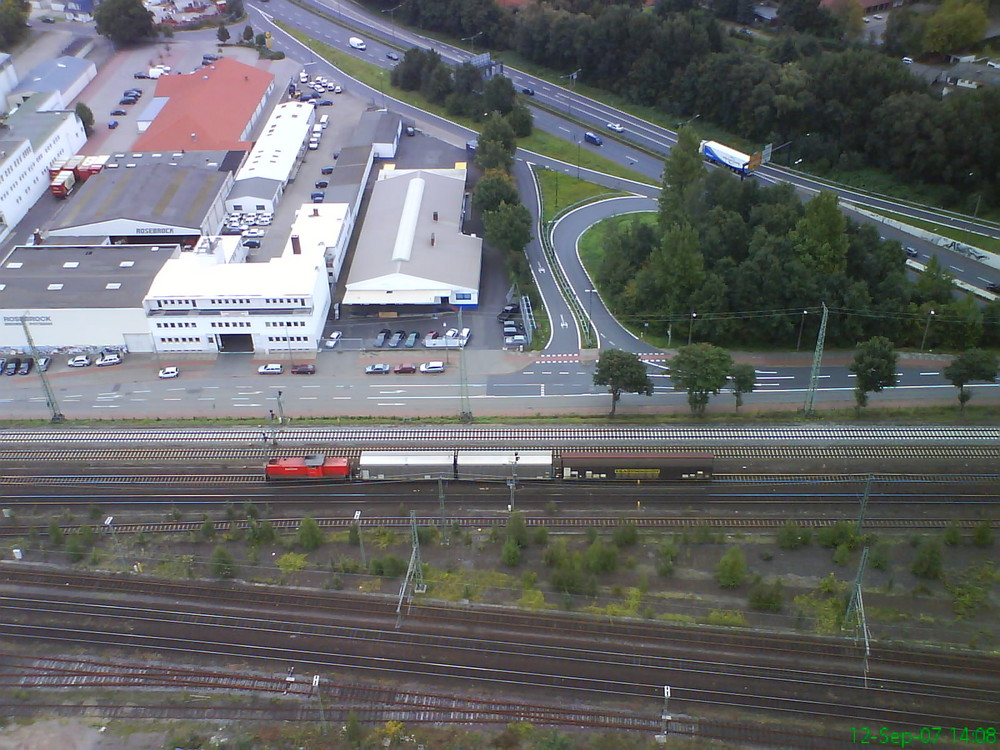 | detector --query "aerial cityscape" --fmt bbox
[0,0,996,747]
